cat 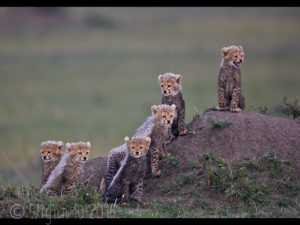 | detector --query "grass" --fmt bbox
[206,117,231,128]
[0,7,300,188]
[1,151,299,218]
